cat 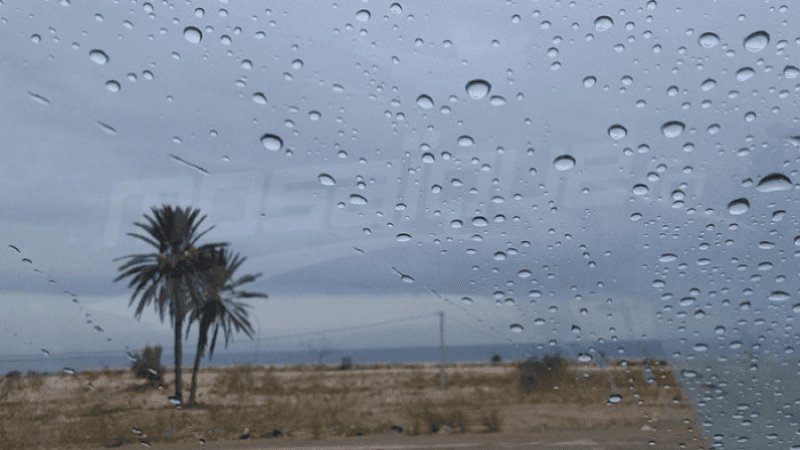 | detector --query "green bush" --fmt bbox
[130,345,163,386]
